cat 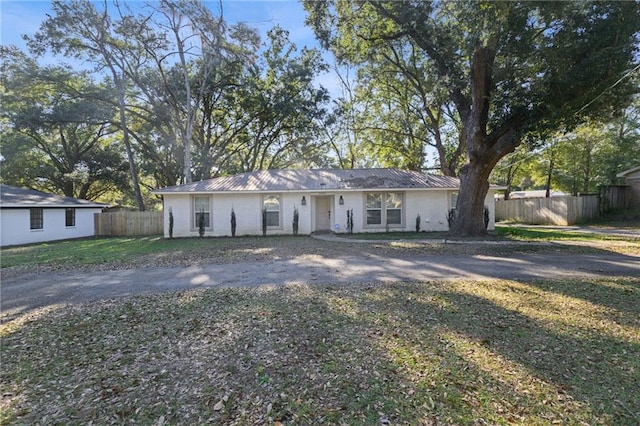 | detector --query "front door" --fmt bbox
[314,196,331,231]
